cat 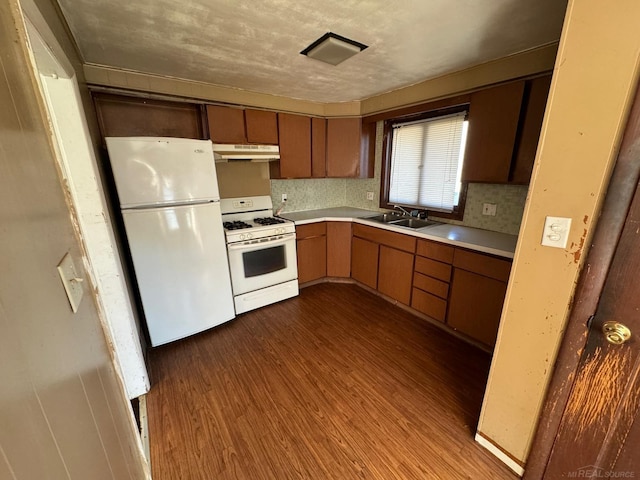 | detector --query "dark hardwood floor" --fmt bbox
[147,283,517,479]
